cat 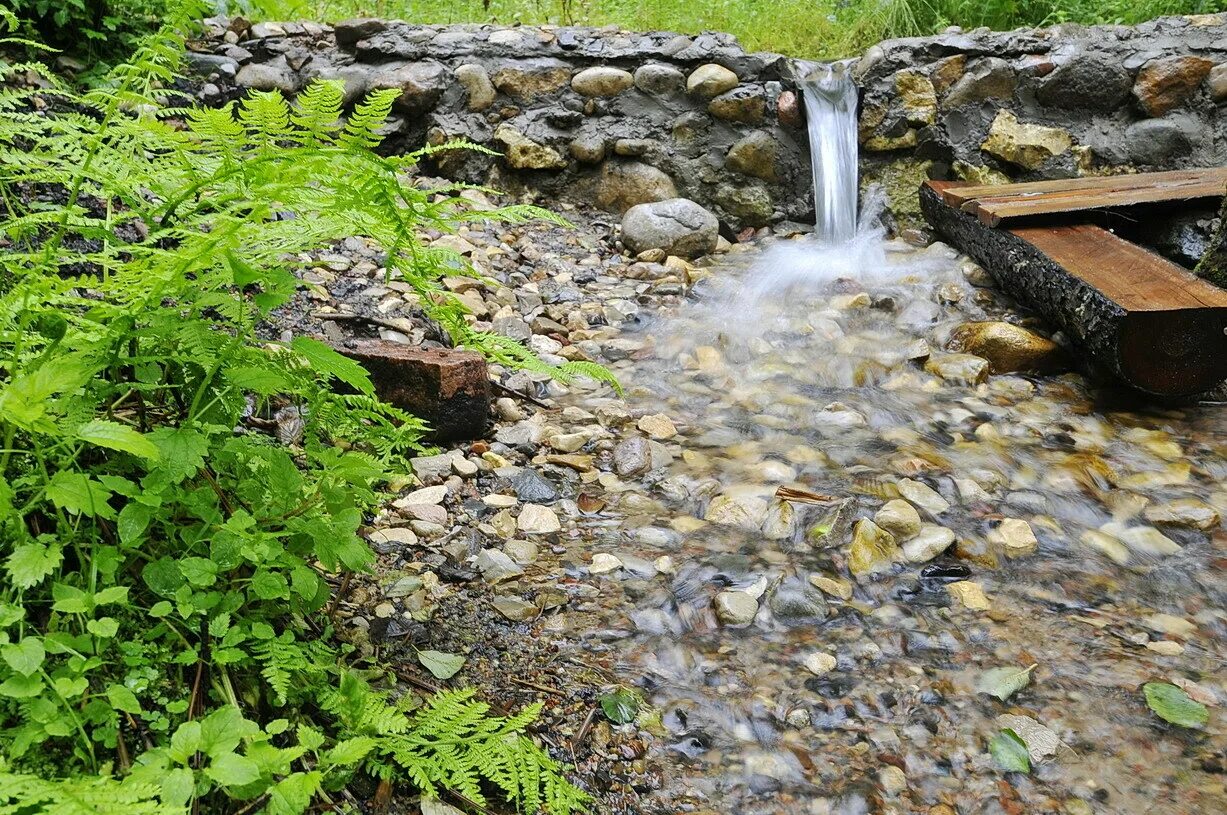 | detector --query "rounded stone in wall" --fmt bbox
[1036,53,1131,111]
[454,63,496,111]
[1125,116,1198,166]
[368,60,448,113]
[725,131,779,183]
[687,63,739,98]
[571,66,635,97]
[570,135,606,164]
[634,63,685,95]
[595,161,678,213]
[708,86,766,124]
